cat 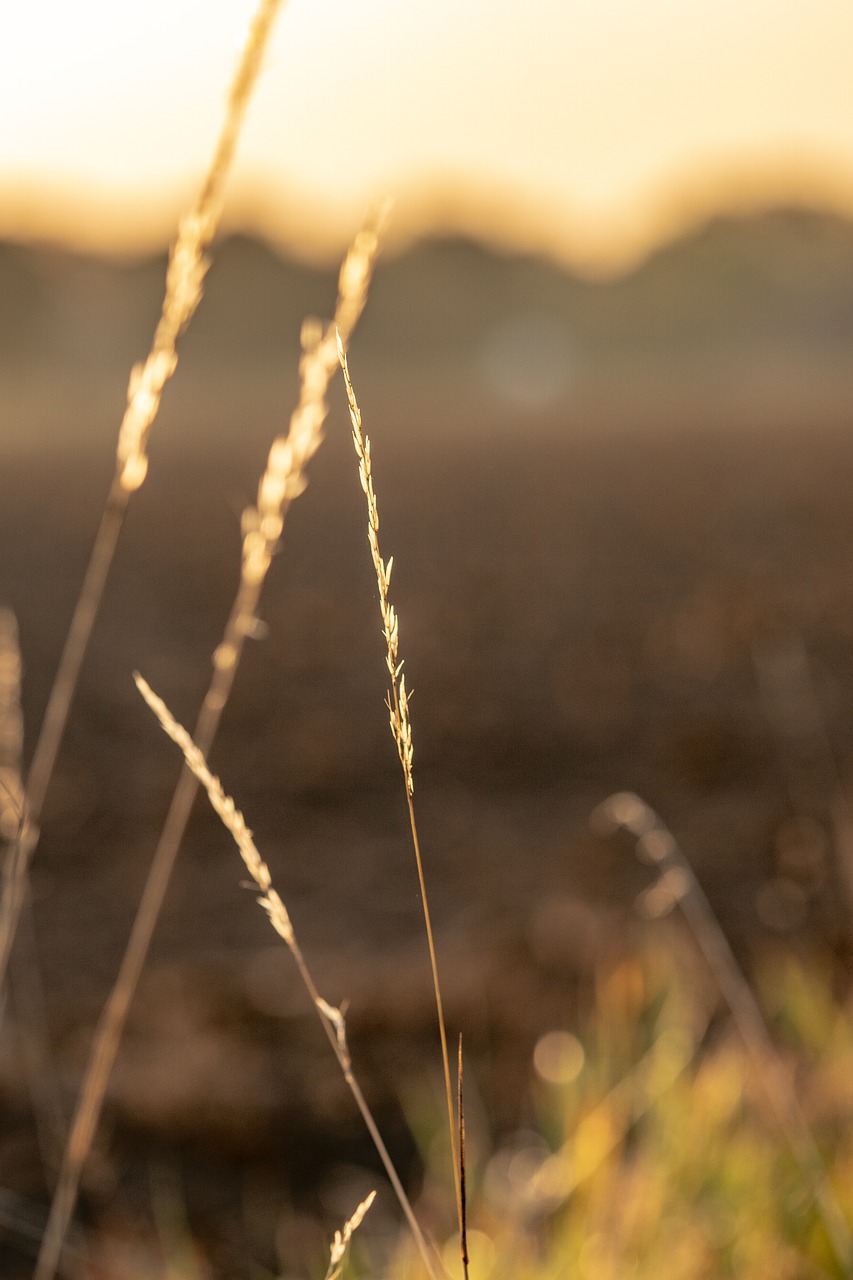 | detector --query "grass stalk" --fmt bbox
[32,212,386,1280]
[0,608,24,846]
[0,0,286,1001]
[337,341,467,1278]
[594,790,853,1276]
[0,611,66,1178]
[457,1036,468,1276]
[324,1190,377,1280]
[134,676,440,1280]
